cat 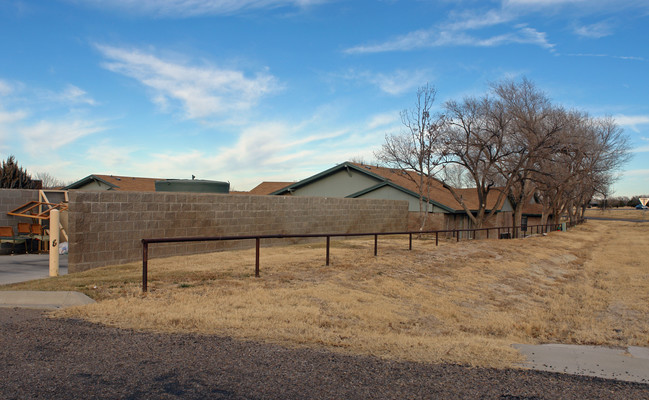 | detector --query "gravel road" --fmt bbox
[2,308,648,399]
